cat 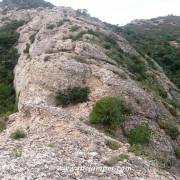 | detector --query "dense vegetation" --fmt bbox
[121,15,180,89]
[56,87,90,106]
[0,20,24,116]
